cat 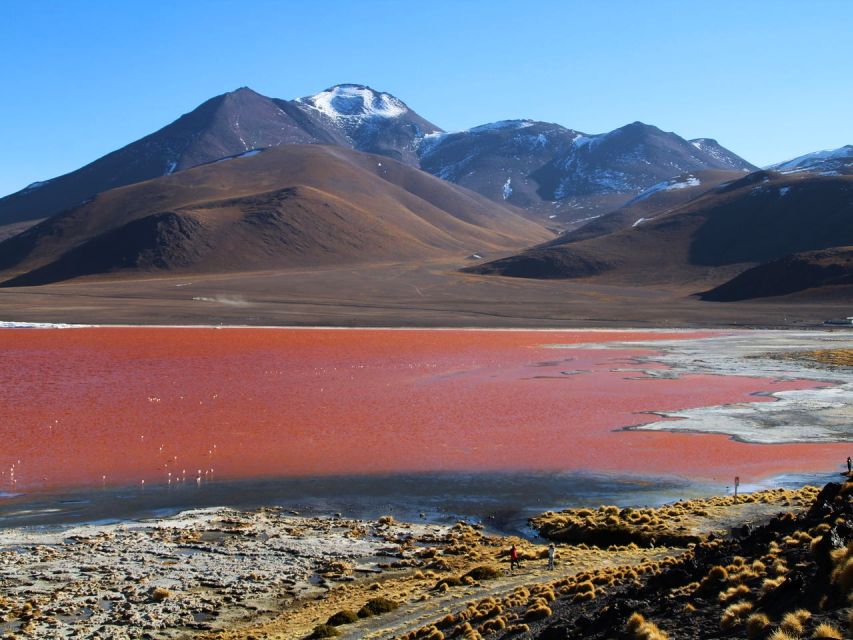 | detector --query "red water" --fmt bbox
[0,328,845,493]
